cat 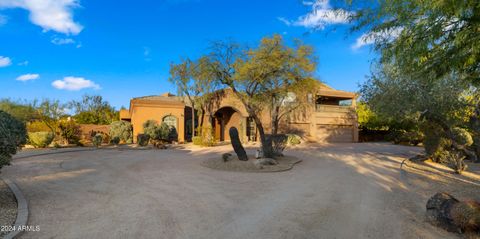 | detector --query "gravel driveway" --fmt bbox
[2,143,475,239]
